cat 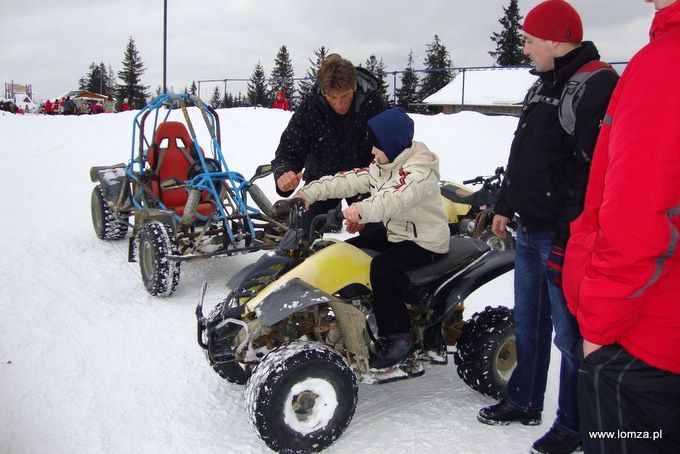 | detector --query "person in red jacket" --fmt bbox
[271,90,289,110]
[564,0,680,452]
[44,99,52,115]
[120,98,131,111]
